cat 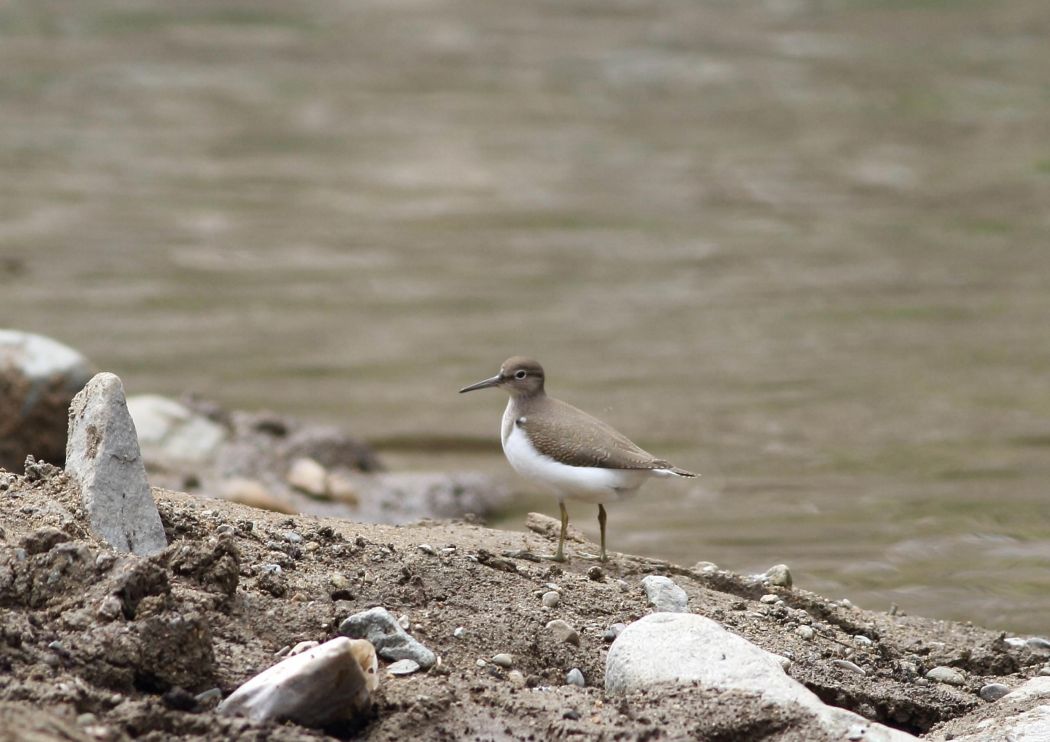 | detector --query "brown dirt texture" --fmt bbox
[0,466,1045,741]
